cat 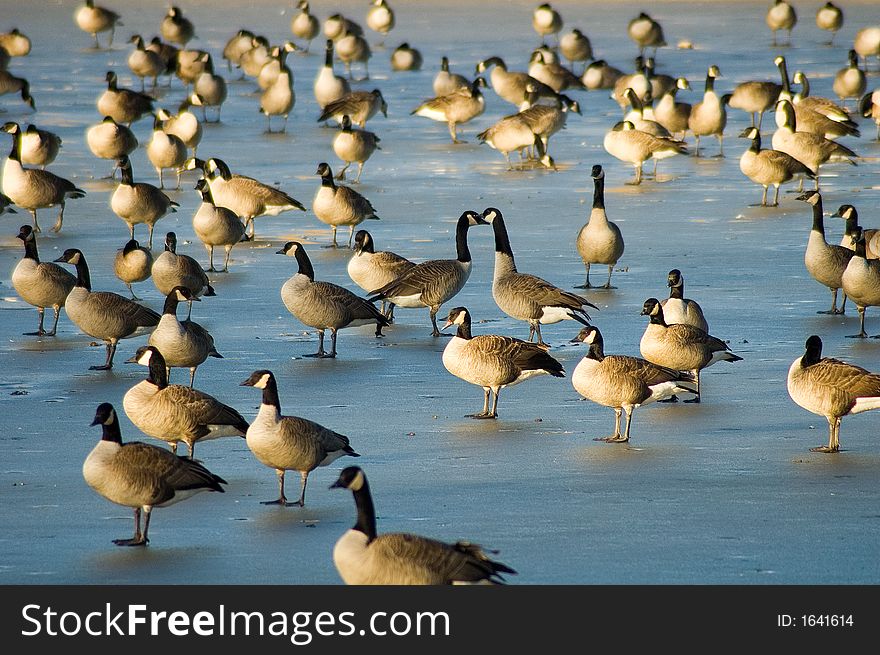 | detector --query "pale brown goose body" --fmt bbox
[12,225,75,336]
